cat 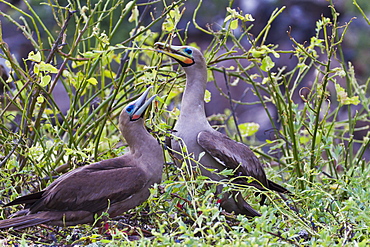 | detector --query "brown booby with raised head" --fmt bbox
[154,42,289,216]
[0,87,164,229]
